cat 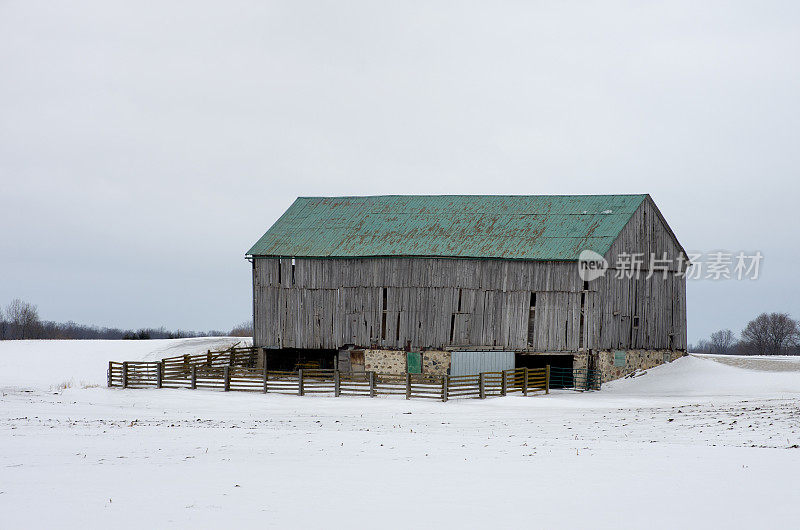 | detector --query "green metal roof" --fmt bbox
[247,195,647,260]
